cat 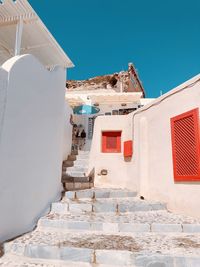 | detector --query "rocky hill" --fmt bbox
[66,71,130,92]
[66,63,145,97]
